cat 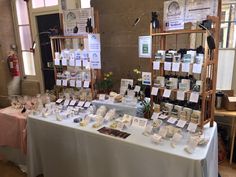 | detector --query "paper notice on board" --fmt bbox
[142,72,152,86]
[89,52,101,69]
[88,34,101,52]
[63,8,94,36]
[185,0,218,23]
[139,36,152,58]
[163,0,185,31]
